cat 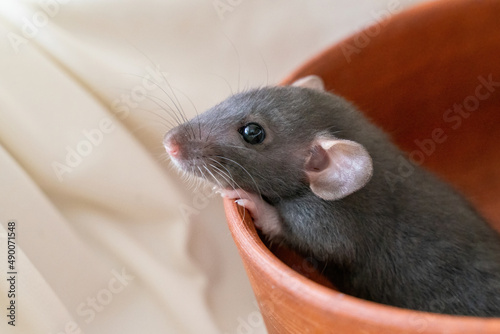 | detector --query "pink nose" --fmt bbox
[165,141,180,157]
[163,133,181,157]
